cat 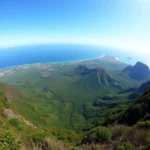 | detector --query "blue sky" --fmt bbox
[0,0,150,55]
